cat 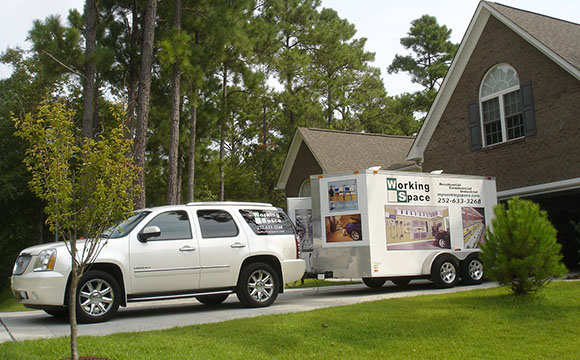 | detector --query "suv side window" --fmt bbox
[197,210,239,238]
[143,210,192,240]
[240,209,295,235]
